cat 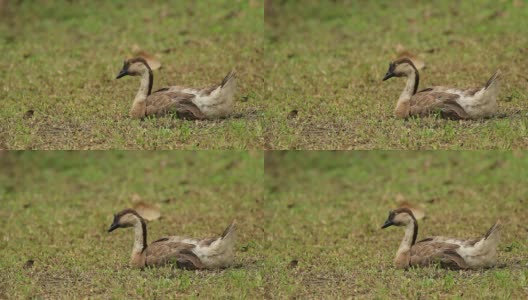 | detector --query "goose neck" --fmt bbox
[132,218,147,254]
[397,220,418,255]
[398,69,419,101]
[128,218,148,267]
[134,69,153,102]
